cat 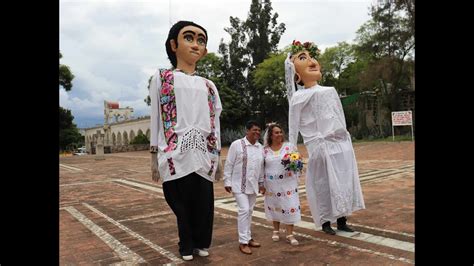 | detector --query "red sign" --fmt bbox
[107,101,119,109]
